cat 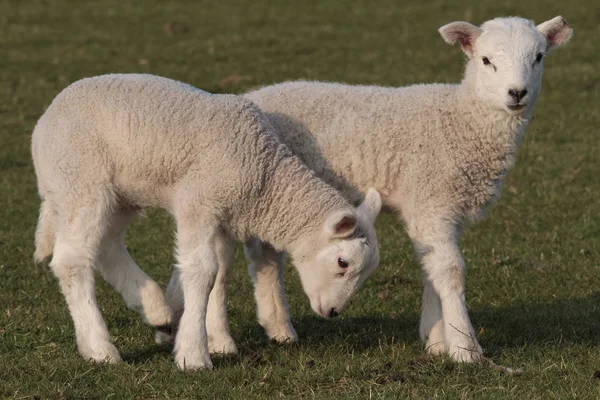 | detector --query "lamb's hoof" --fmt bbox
[424,339,446,356]
[208,340,238,357]
[155,327,175,345]
[422,325,446,356]
[264,322,298,344]
[448,345,484,363]
[175,350,213,371]
[139,284,173,328]
[208,336,238,356]
[80,341,122,364]
[271,332,298,344]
